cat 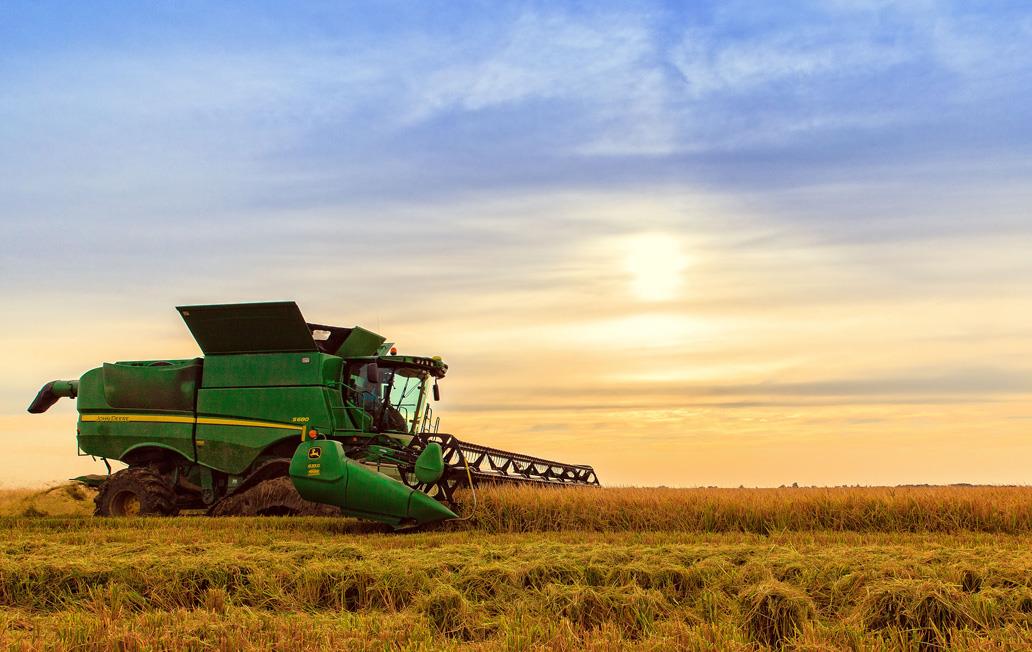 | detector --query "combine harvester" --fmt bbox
[28,302,598,527]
